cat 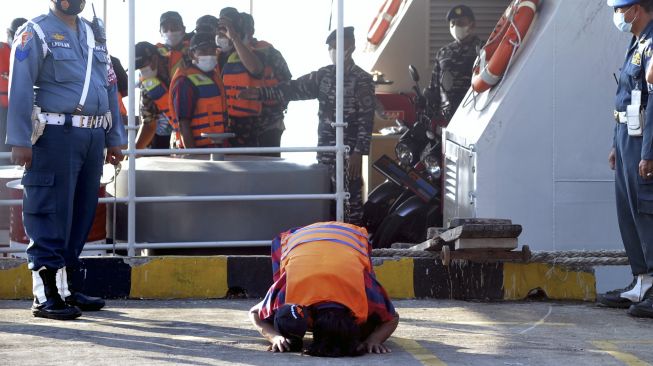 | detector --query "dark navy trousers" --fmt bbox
[24,122,105,270]
[614,123,653,276]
